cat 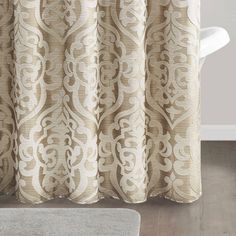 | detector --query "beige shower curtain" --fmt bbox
[0,0,201,204]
